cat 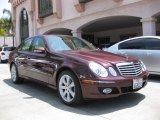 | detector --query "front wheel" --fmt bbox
[58,71,82,106]
[11,64,22,84]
